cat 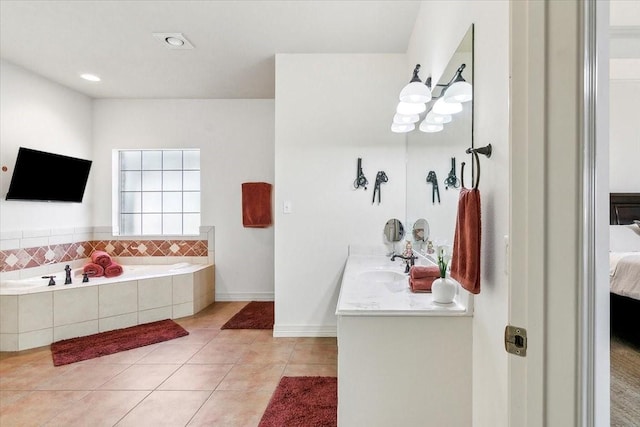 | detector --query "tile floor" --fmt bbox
[0,302,338,426]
